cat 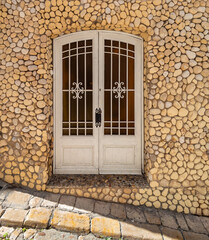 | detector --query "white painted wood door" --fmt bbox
[98,32,143,174]
[54,31,99,174]
[54,31,143,174]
